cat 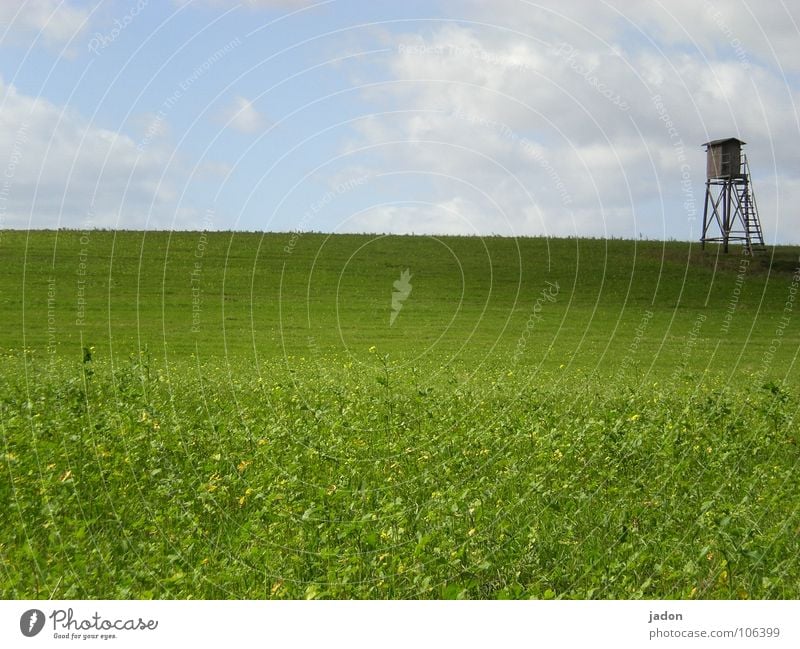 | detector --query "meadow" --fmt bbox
[0,230,798,598]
